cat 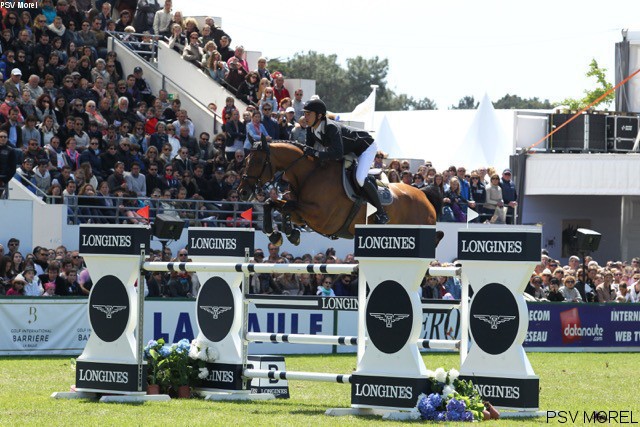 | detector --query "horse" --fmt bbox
[237,140,443,246]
